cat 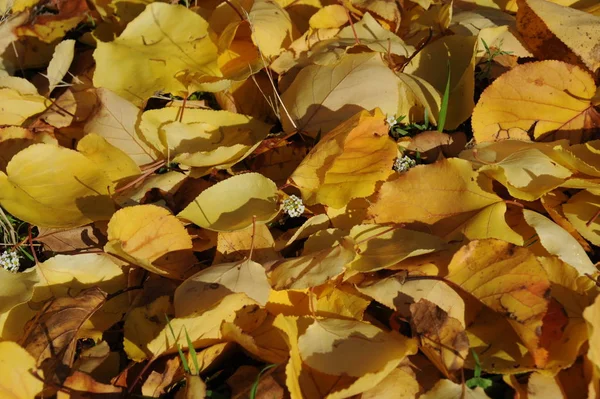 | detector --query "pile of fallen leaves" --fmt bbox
[1,0,600,397]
